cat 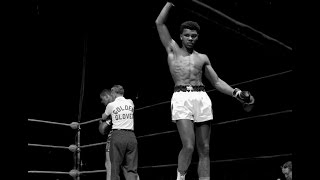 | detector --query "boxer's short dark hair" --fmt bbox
[180,21,200,34]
